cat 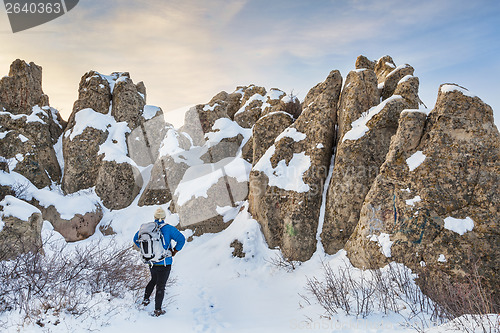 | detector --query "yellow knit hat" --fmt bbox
[154,207,166,220]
